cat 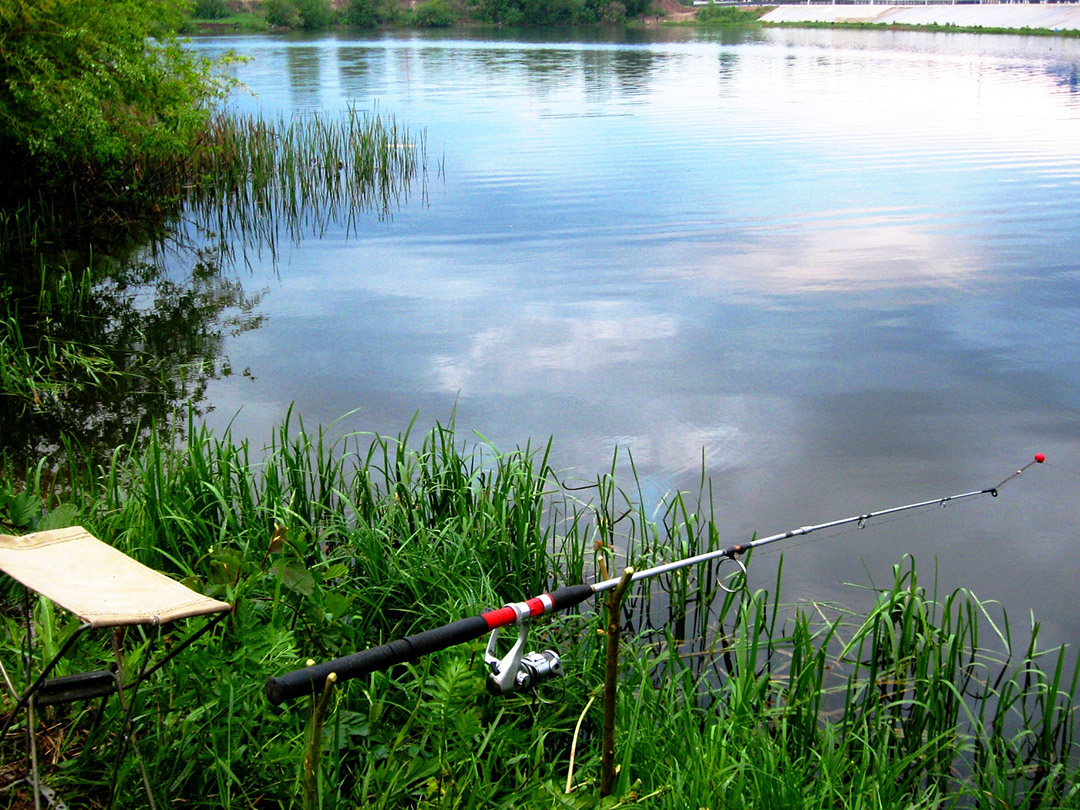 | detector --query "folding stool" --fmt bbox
[0,526,231,809]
